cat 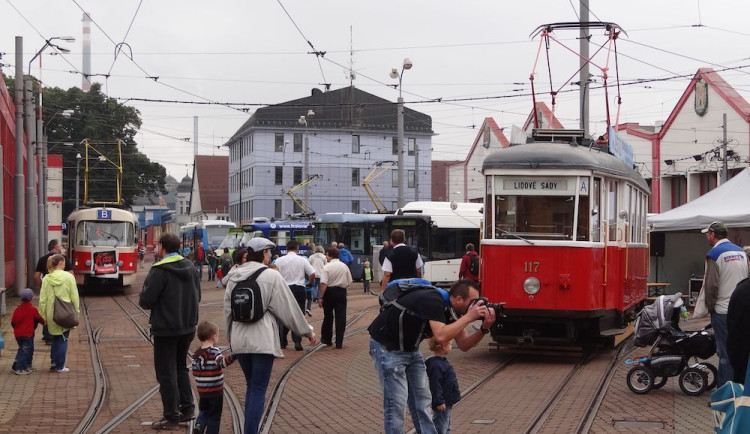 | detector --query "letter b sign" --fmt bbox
[97,209,111,220]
